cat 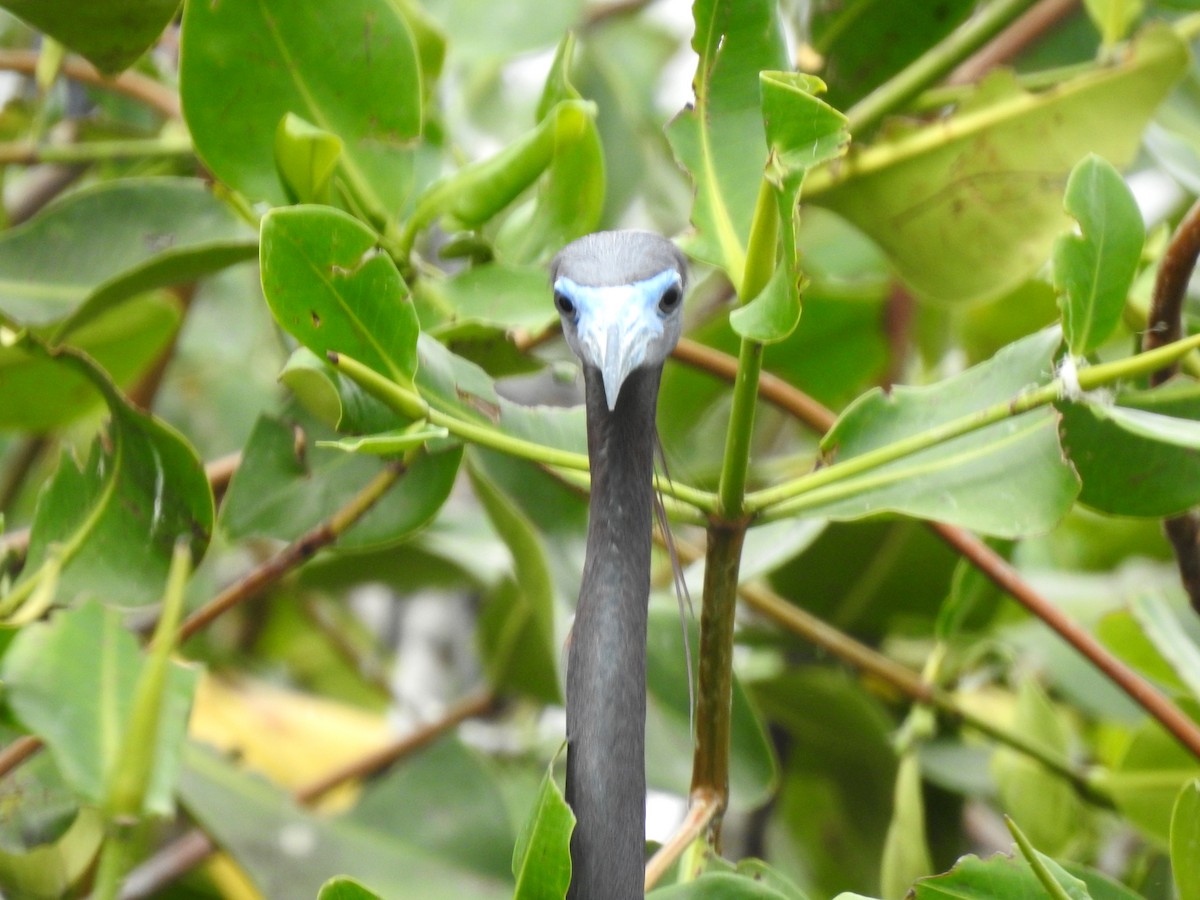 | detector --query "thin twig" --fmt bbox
[0,50,180,118]
[1144,200,1200,614]
[0,734,42,780]
[670,338,1200,761]
[948,0,1080,84]
[178,461,407,641]
[644,787,721,891]
[119,690,496,899]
